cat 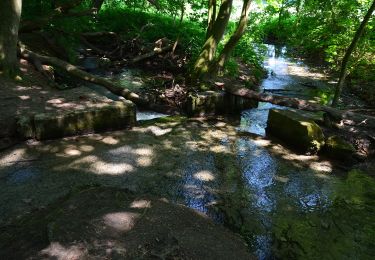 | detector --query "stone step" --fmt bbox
[17,100,136,140]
